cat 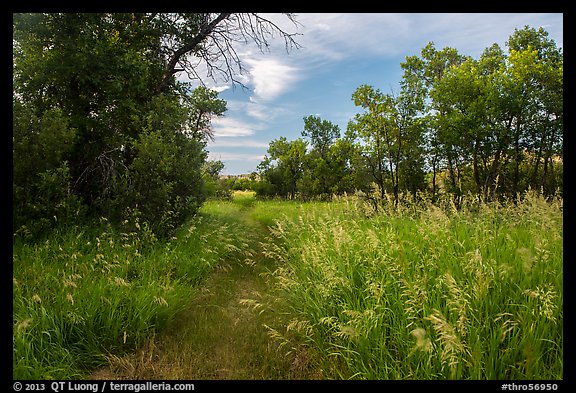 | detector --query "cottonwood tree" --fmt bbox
[300,115,342,198]
[261,137,308,199]
[351,85,418,205]
[503,26,563,199]
[402,43,466,202]
[427,27,562,202]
